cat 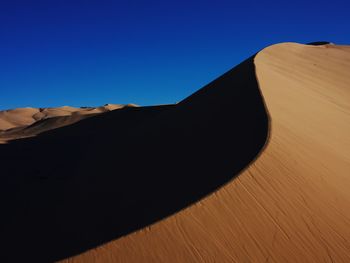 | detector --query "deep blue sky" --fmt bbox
[1,0,349,110]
